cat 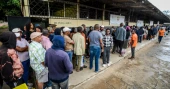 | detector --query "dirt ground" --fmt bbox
[77,35,170,89]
